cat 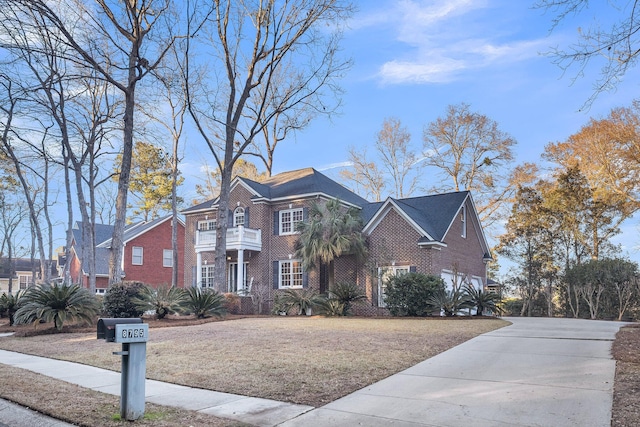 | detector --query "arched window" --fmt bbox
[233,206,245,227]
